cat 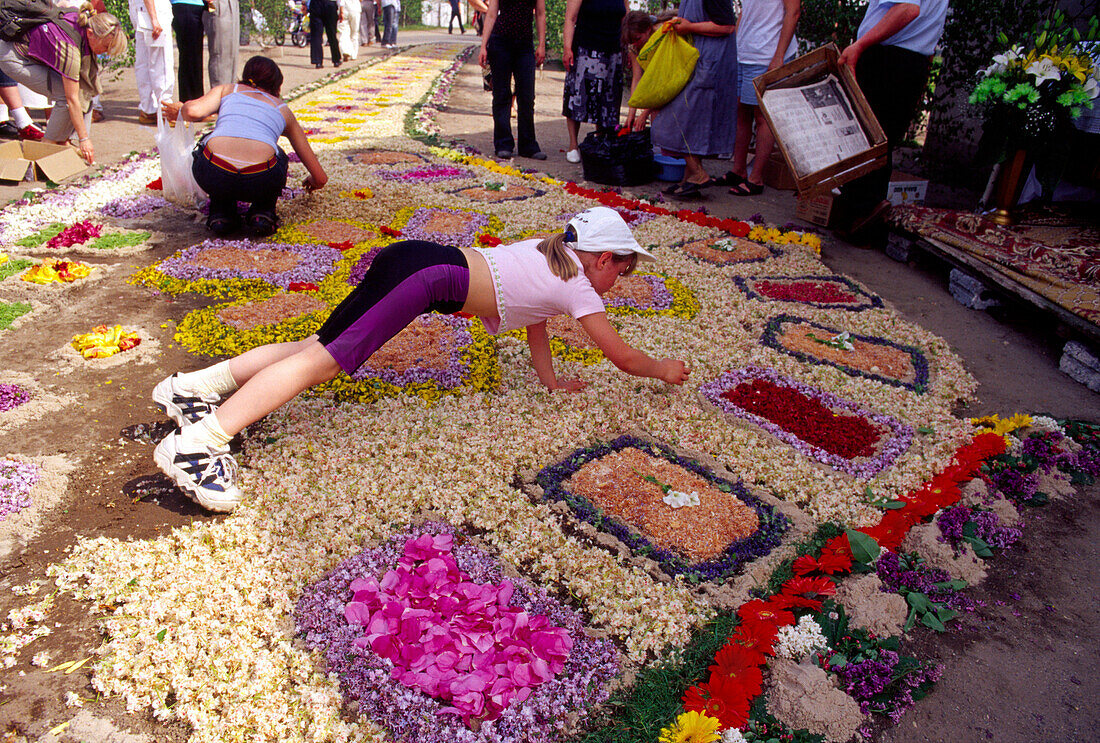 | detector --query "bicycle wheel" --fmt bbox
[292,30,308,47]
